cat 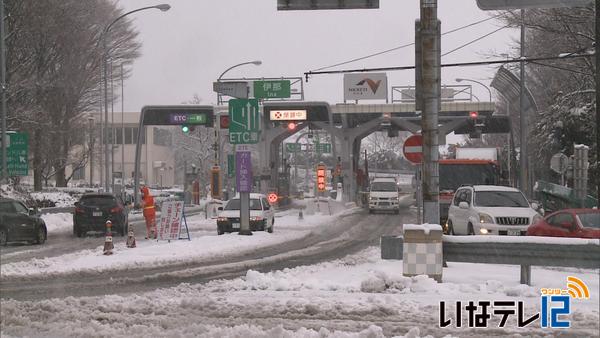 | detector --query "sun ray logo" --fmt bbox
[355,78,382,94]
[566,276,590,299]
